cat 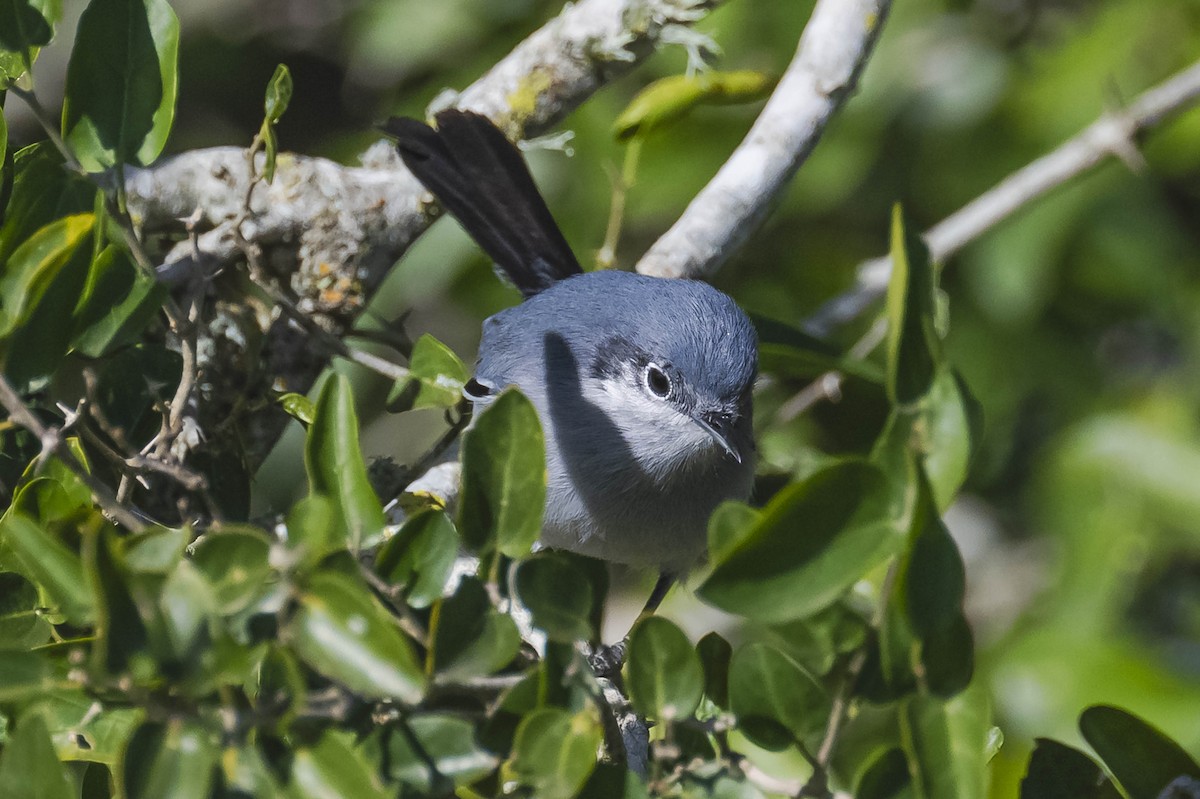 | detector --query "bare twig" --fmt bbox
[636,0,892,280]
[774,317,887,424]
[810,58,1200,331]
[0,375,148,532]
